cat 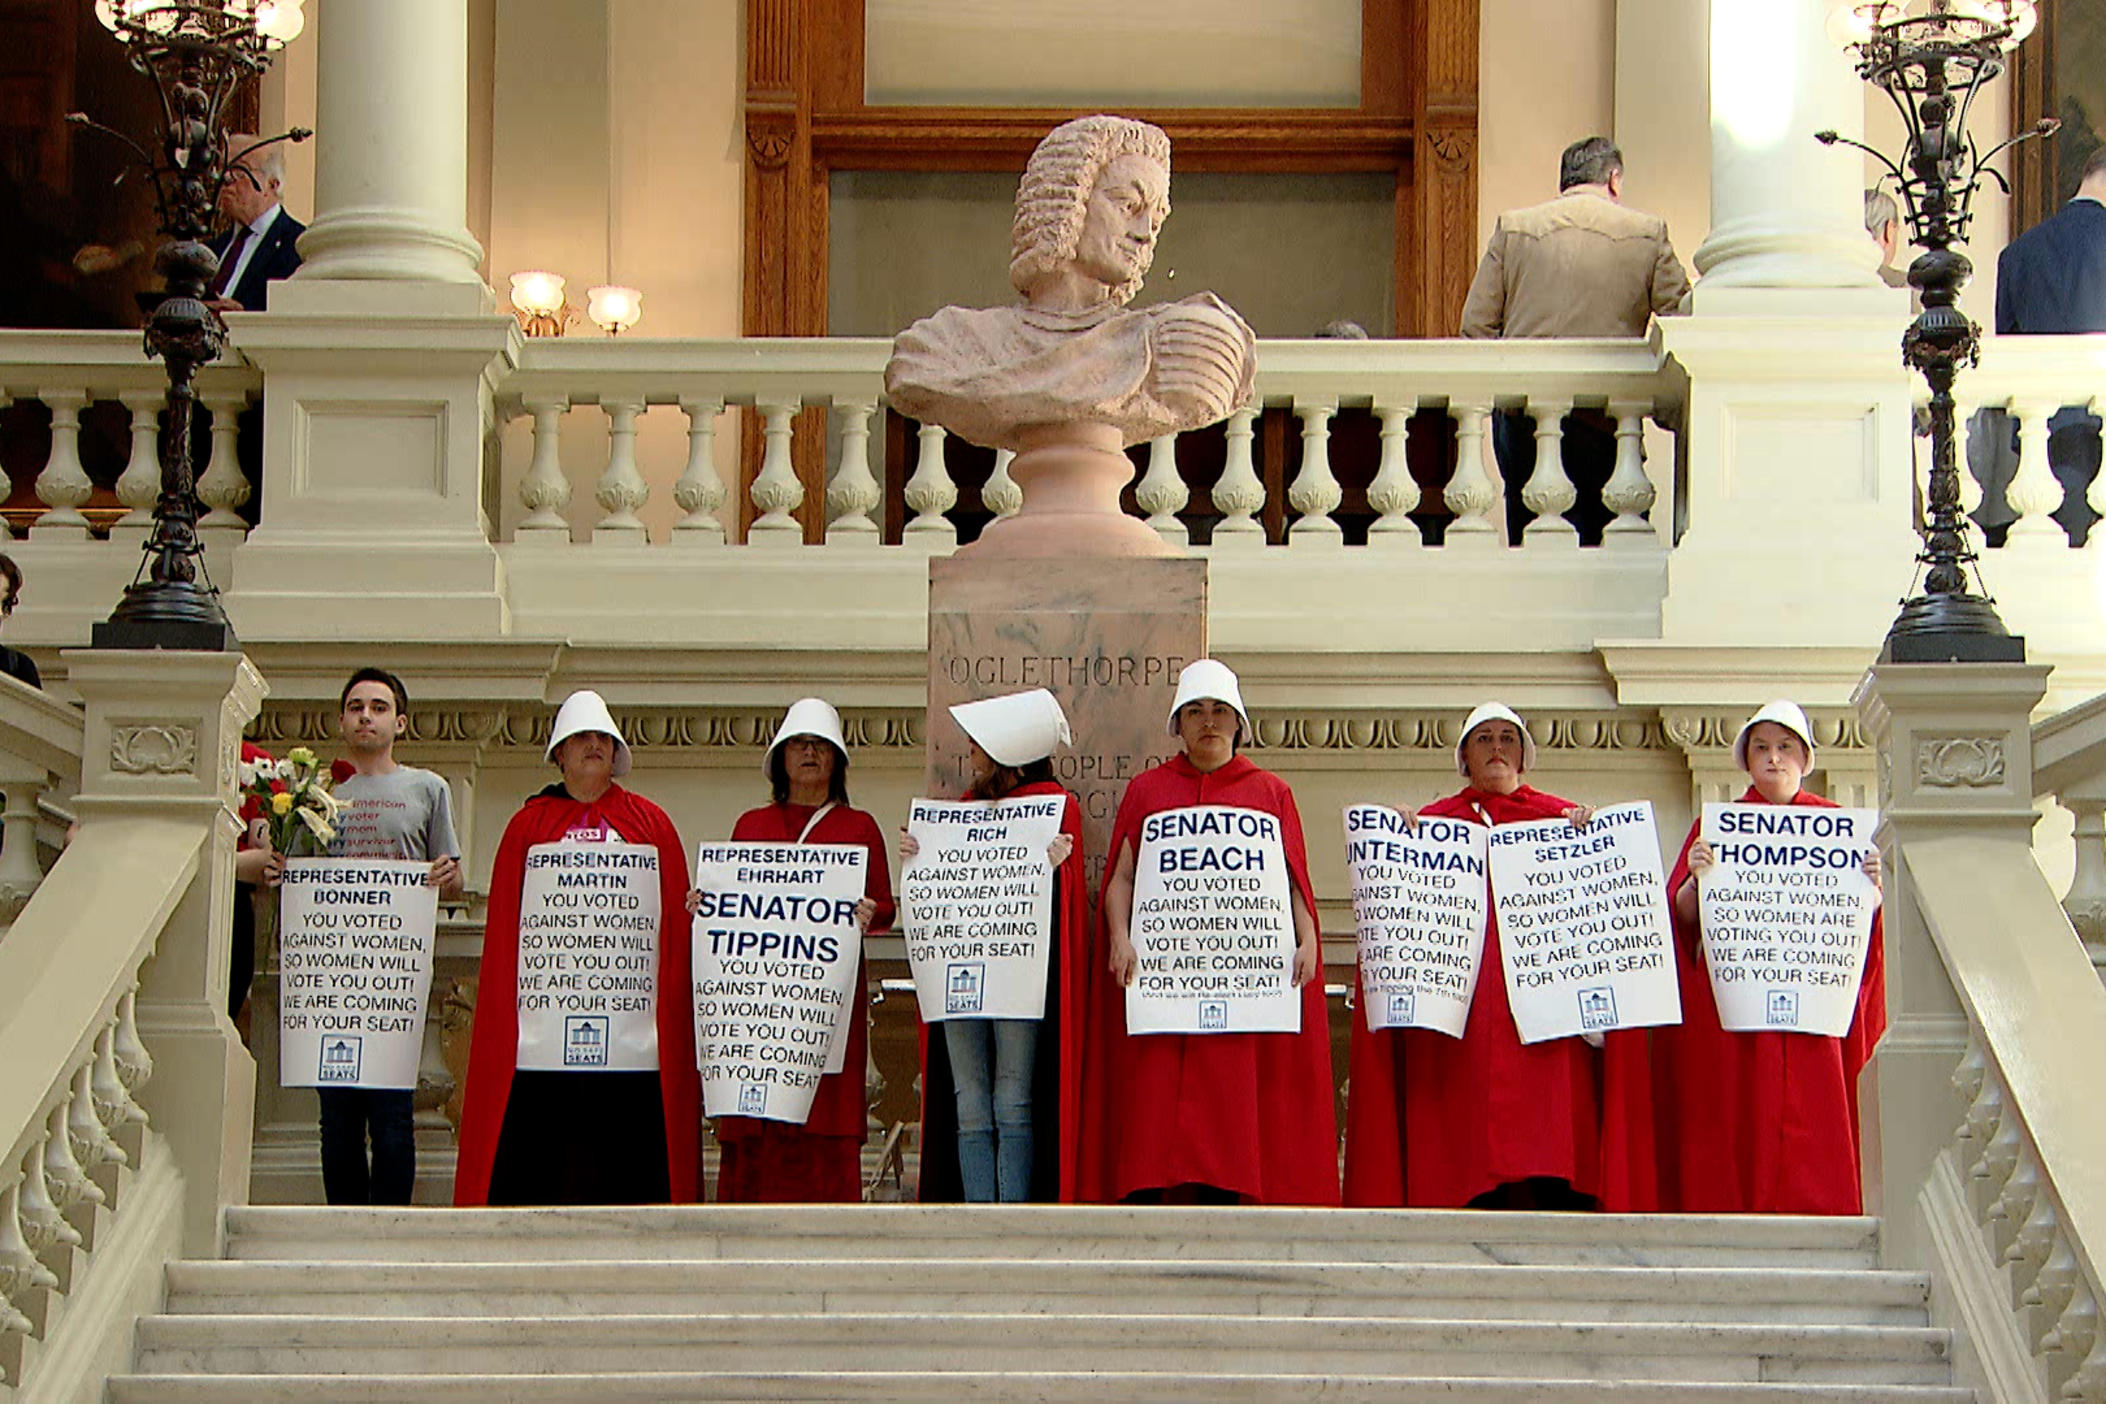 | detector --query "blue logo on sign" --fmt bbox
[563,1015,610,1067]
[1198,1000,1228,1031]
[318,1036,361,1083]
[1577,986,1617,1030]
[1766,989,1799,1026]
[1387,991,1415,1025]
[738,1084,766,1115]
[945,962,986,1015]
